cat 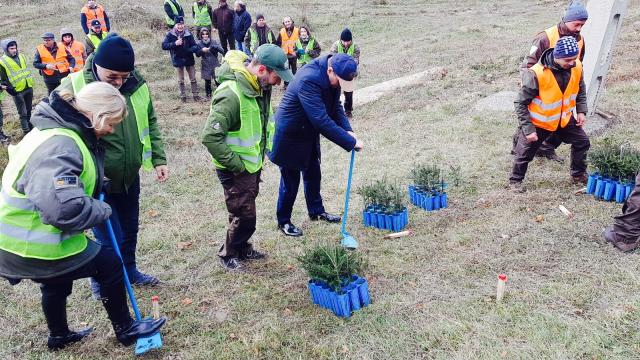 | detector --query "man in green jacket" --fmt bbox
[202,44,293,270]
[58,34,168,292]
